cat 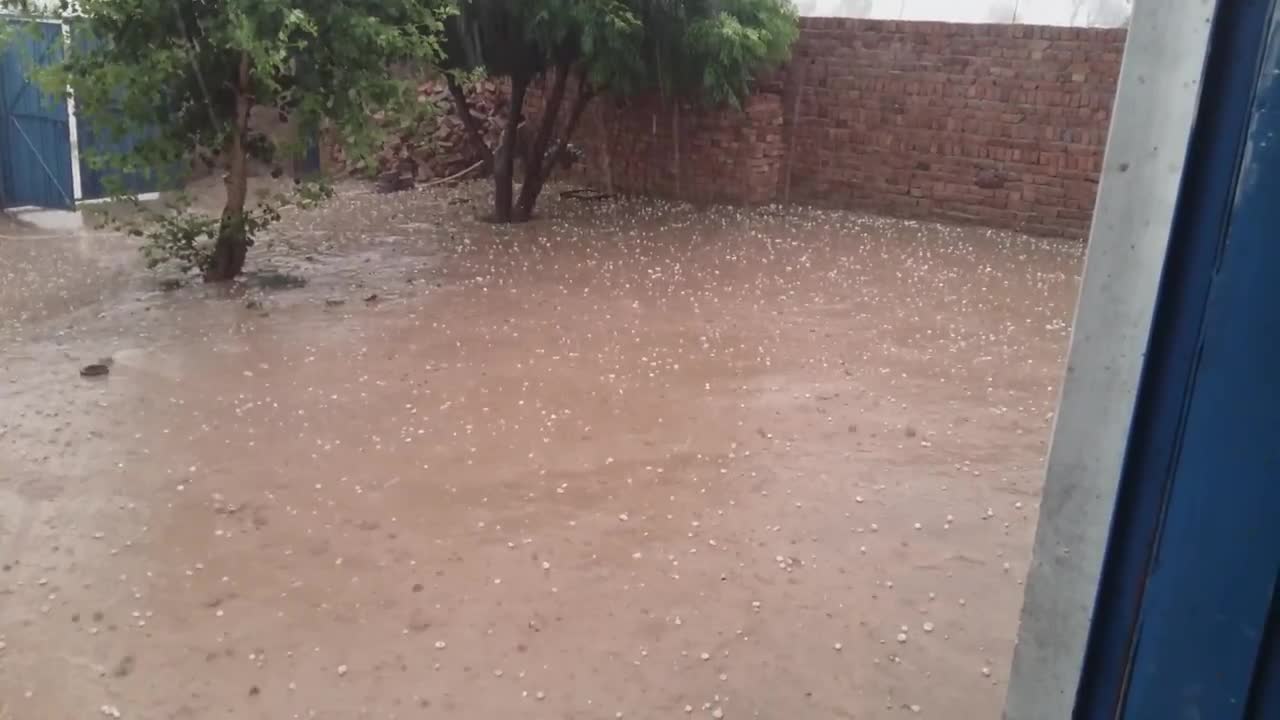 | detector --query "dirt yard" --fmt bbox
[0,184,1082,720]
